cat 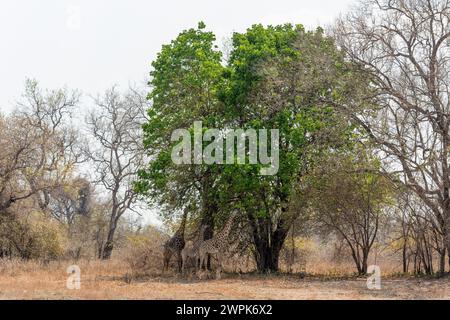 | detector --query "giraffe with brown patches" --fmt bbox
[198,211,238,279]
[162,208,188,273]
